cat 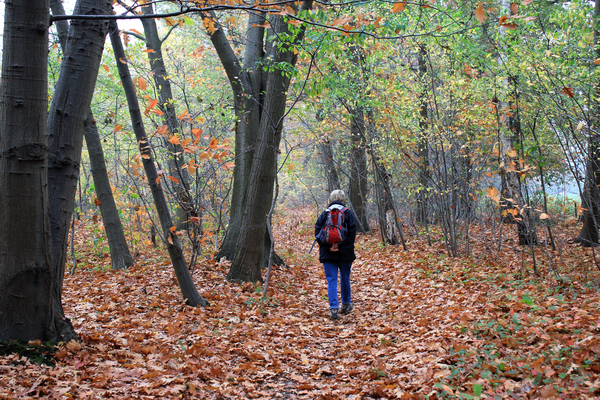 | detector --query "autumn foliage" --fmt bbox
[1,209,599,399]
